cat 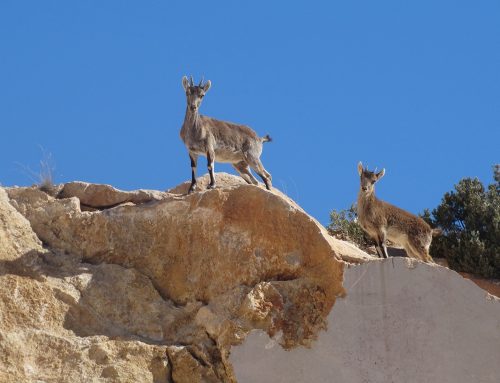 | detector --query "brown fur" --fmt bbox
[180,76,272,193]
[356,162,435,263]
